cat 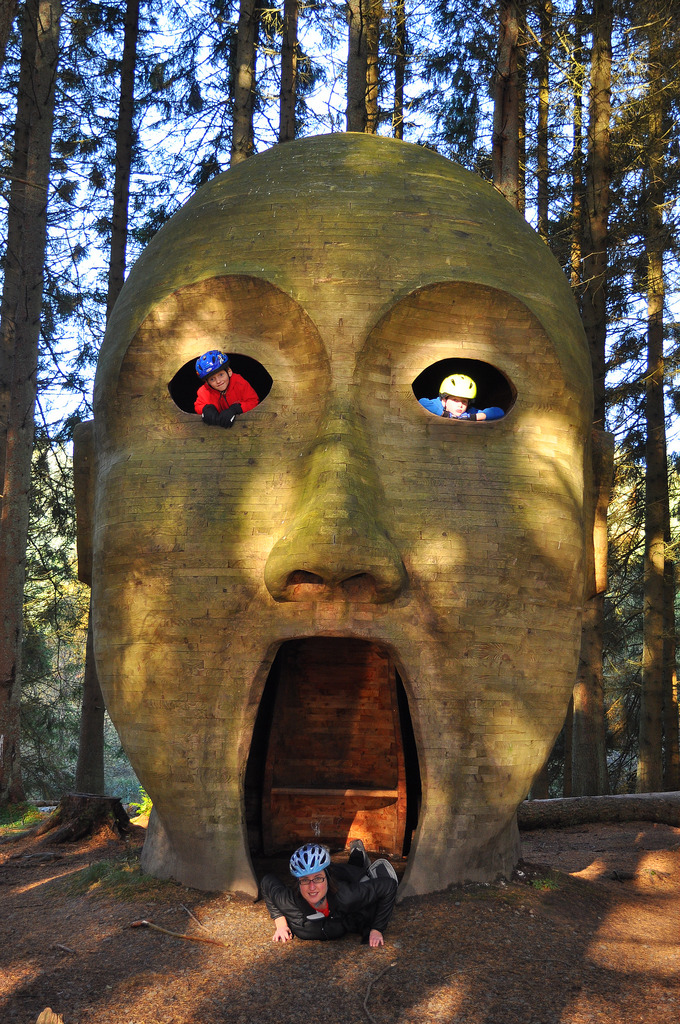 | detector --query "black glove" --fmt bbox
[201,404,219,425]
[216,403,243,429]
[217,408,237,428]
